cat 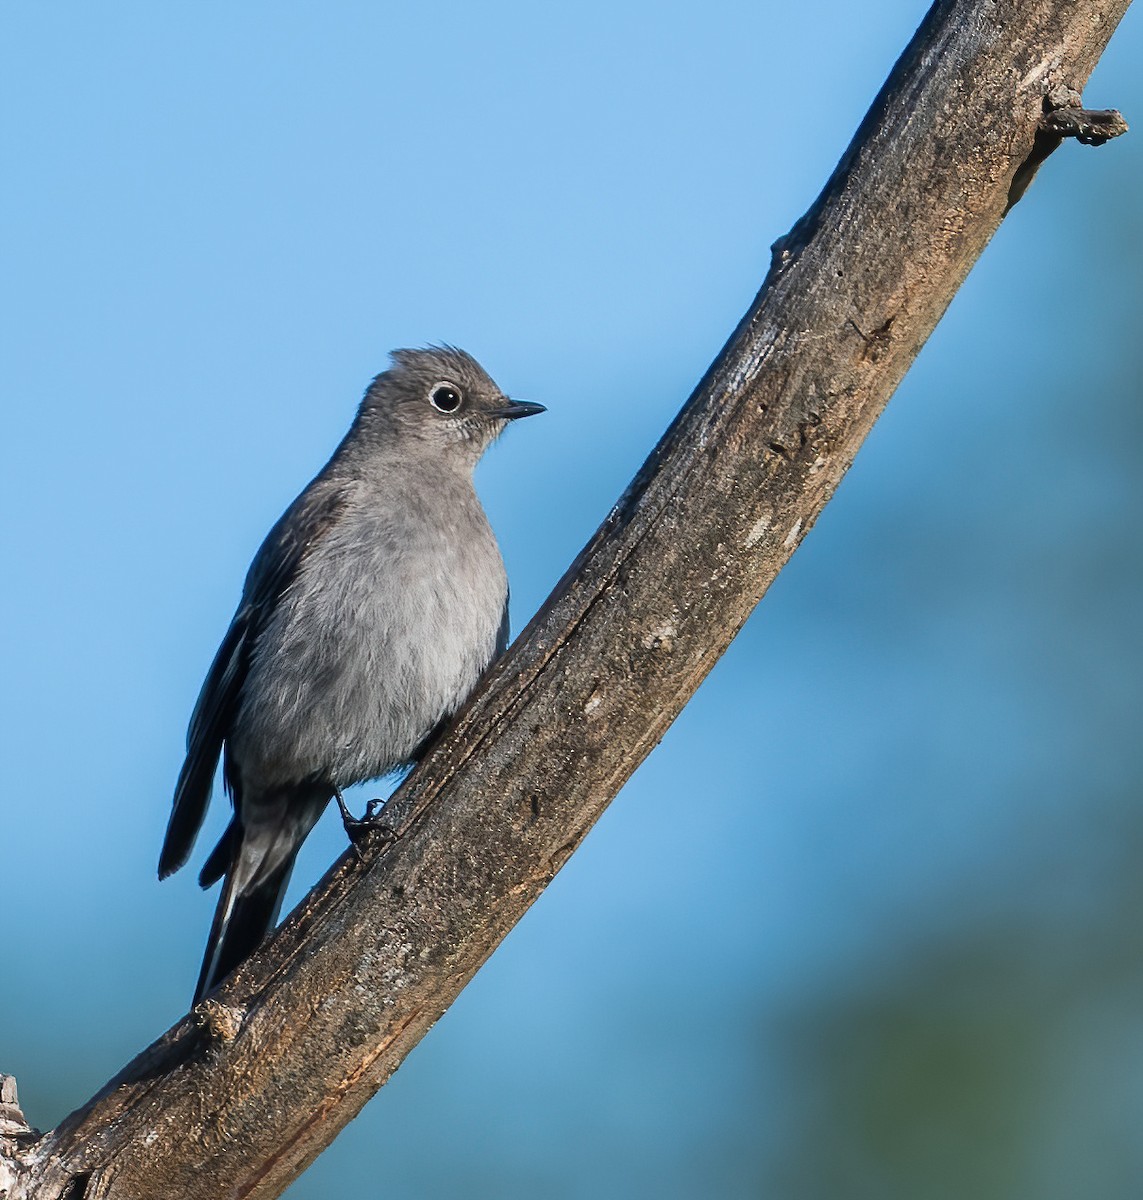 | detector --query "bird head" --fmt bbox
[356,346,544,464]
